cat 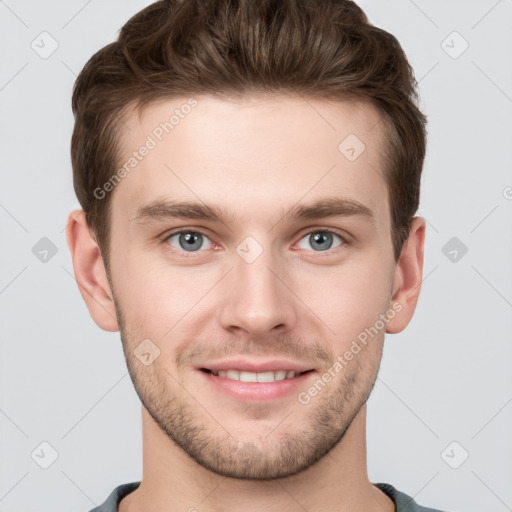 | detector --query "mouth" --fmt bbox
[198,368,316,401]
[200,368,313,382]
